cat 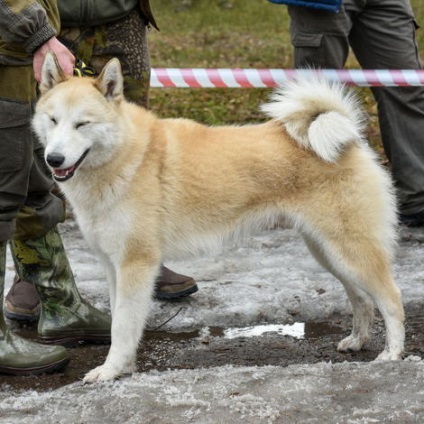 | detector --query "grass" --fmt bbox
[148,0,424,153]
